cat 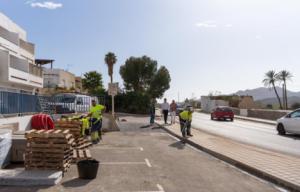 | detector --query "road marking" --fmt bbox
[156,184,165,192]
[140,147,144,151]
[145,158,152,167]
